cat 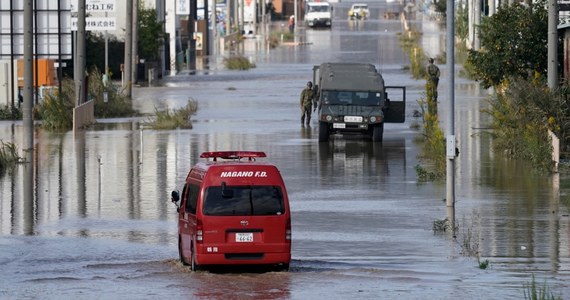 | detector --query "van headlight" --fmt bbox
[370,116,376,122]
